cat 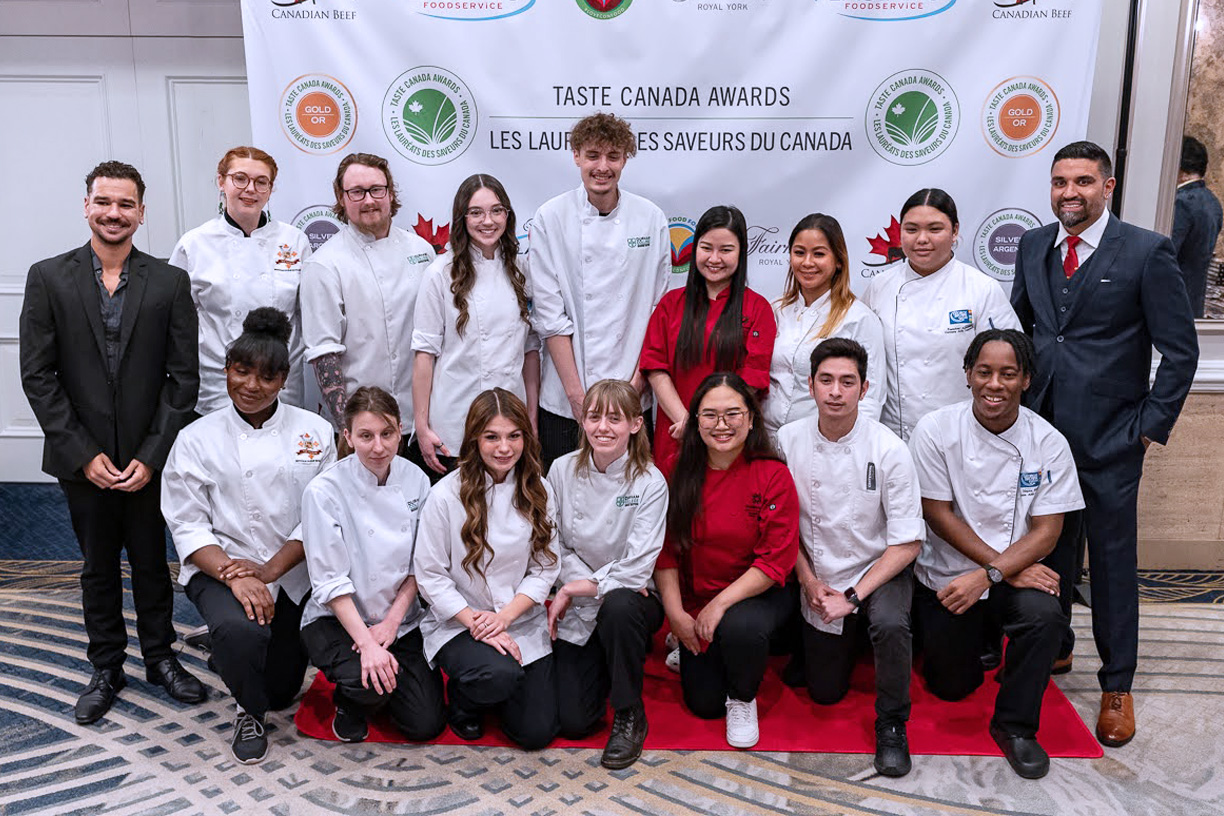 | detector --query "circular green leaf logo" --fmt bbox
[383,67,477,166]
[866,69,959,166]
